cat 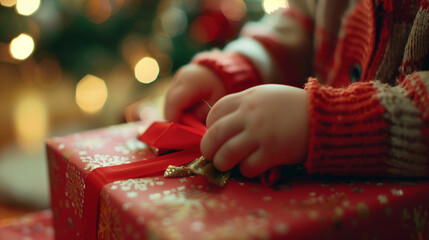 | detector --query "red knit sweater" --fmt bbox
[193,0,429,177]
